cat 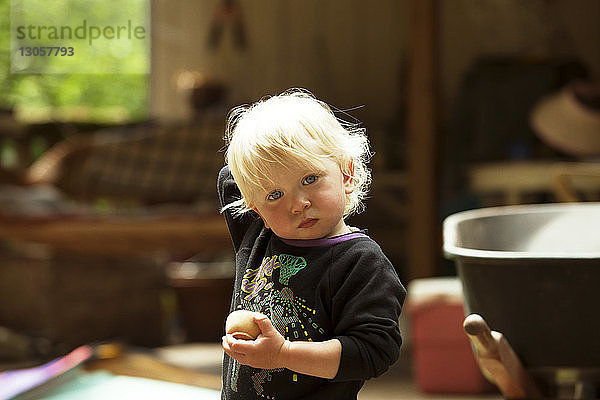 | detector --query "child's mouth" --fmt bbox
[298,218,318,228]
